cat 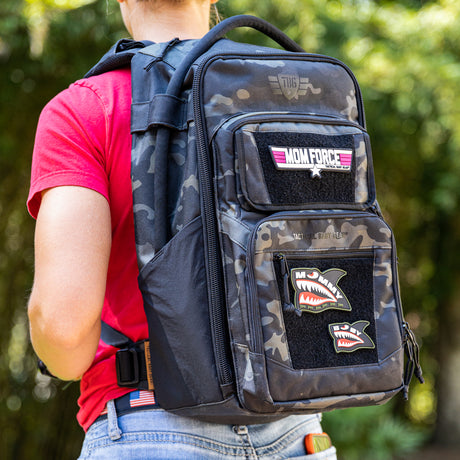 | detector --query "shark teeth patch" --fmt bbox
[329,321,375,353]
[296,280,337,305]
[291,268,351,314]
